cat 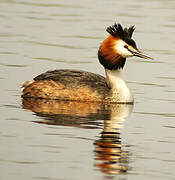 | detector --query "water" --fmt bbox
[1,0,175,179]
